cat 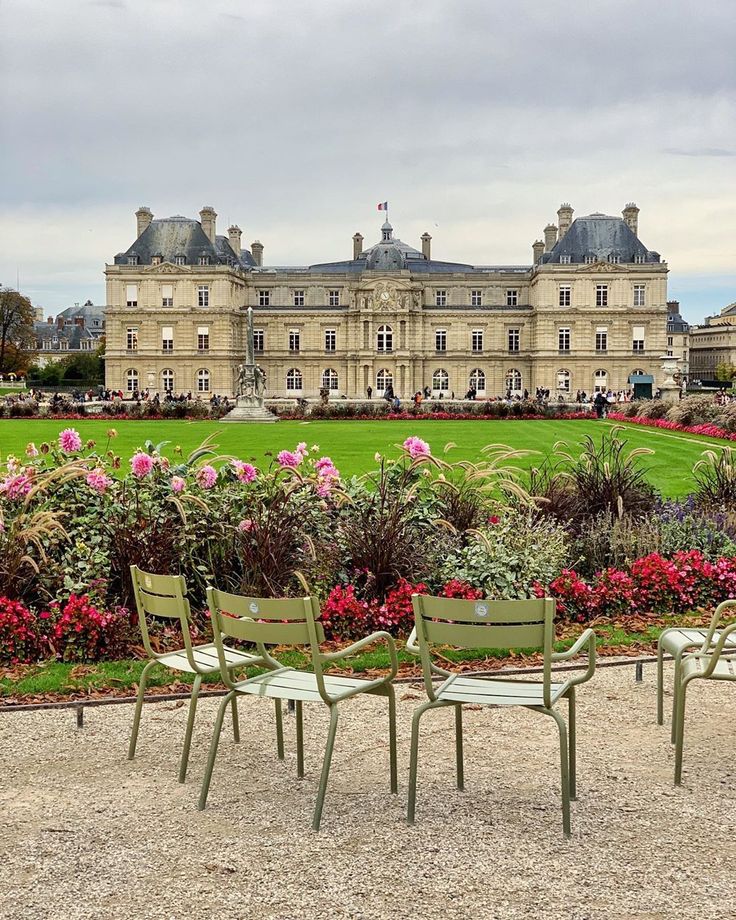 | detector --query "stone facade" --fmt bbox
[104,203,670,398]
[689,303,736,382]
[32,301,105,369]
